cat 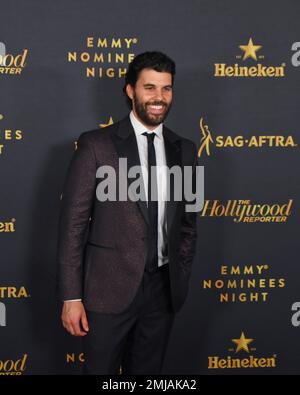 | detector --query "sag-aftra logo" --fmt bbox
[197,117,297,158]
